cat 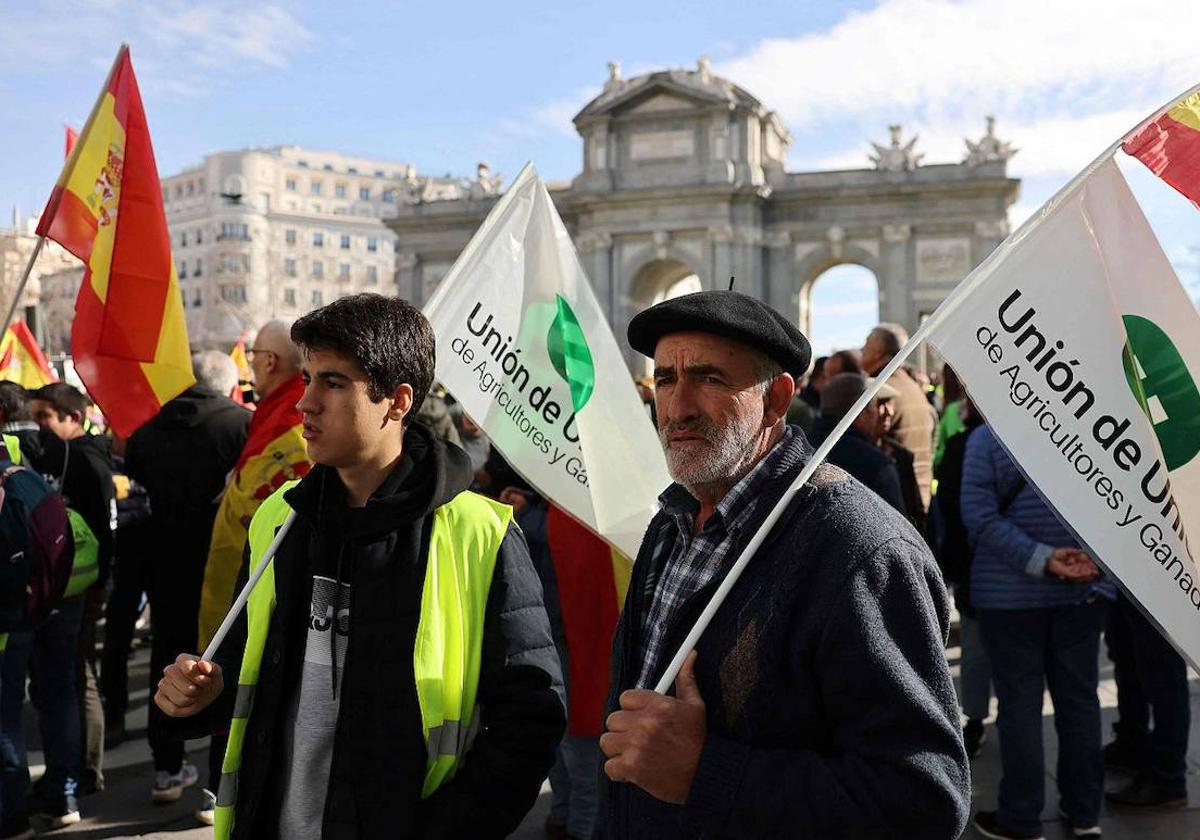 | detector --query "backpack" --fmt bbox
[0,464,74,631]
